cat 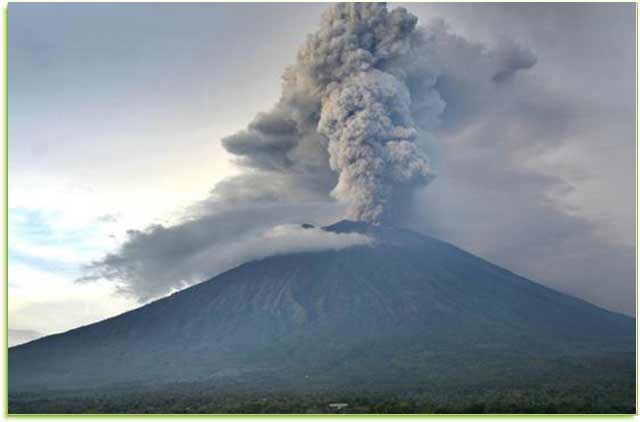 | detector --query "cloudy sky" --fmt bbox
[8,2,636,346]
